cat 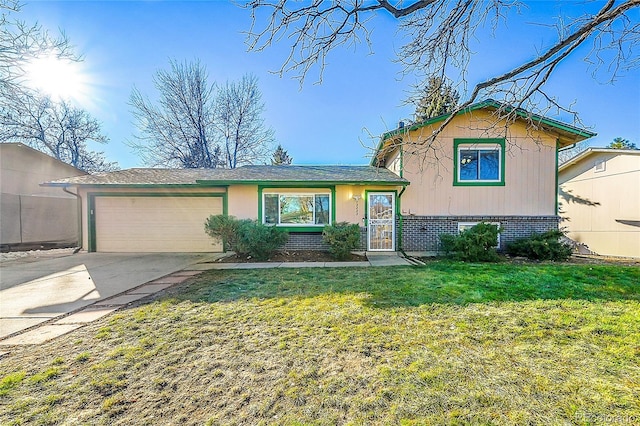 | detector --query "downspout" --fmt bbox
[62,186,82,253]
